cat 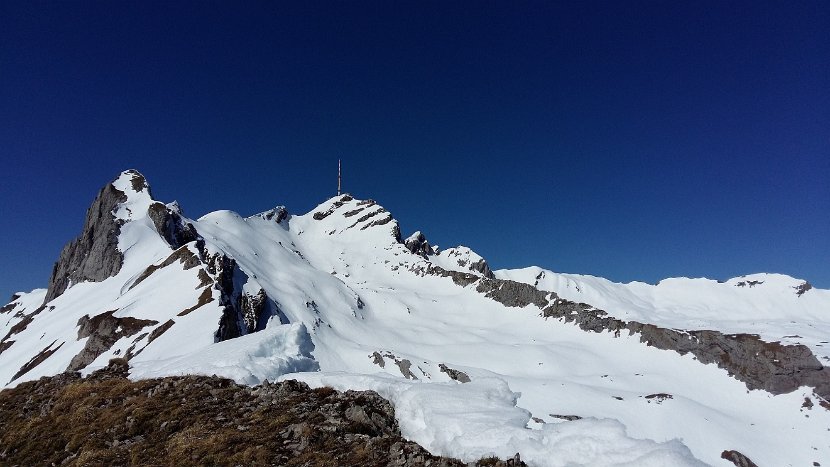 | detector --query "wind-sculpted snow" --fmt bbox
[2,171,829,466]
[287,373,707,467]
[130,323,318,385]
